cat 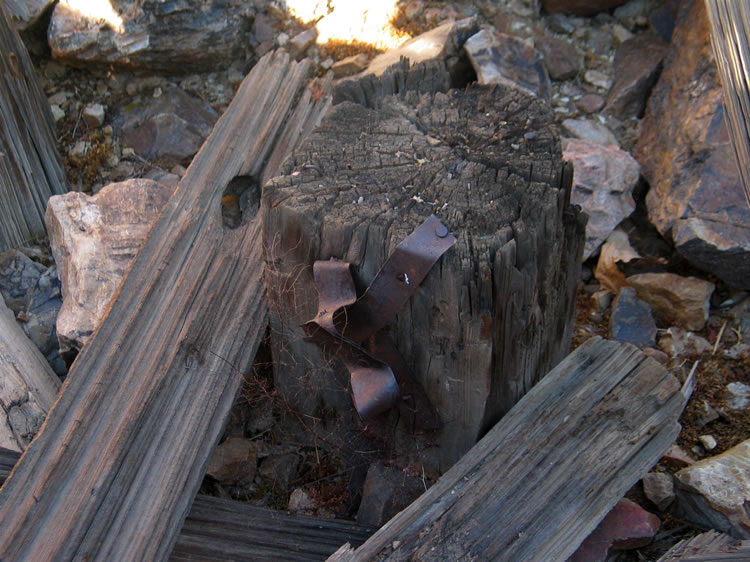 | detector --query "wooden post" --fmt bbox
[328,337,688,561]
[0,51,331,561]
[262,61,586,471]
[0,1,69,251]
